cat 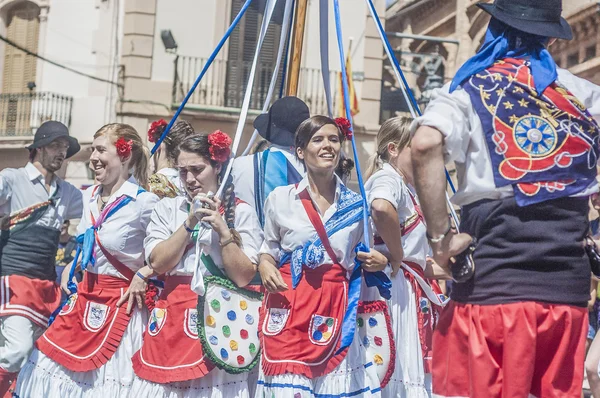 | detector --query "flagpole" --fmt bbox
[285,0,308,96]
